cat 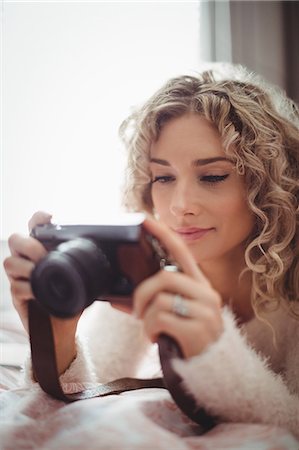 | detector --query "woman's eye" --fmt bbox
[200,174,229,184]
[151,176,175,184]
